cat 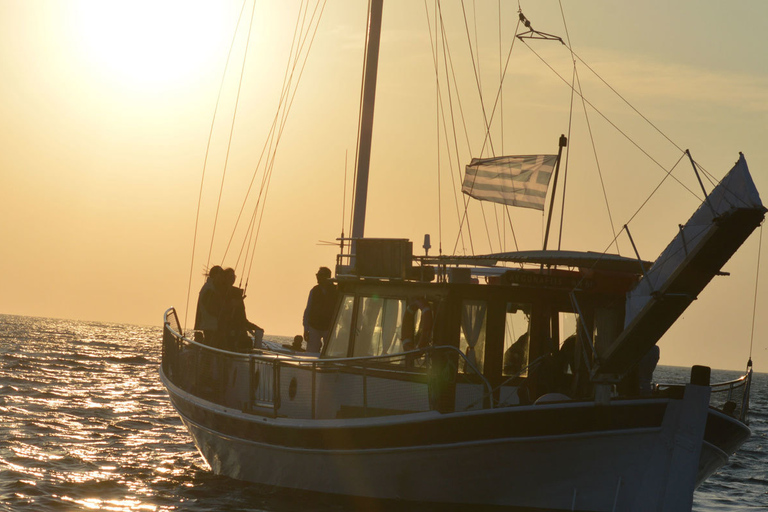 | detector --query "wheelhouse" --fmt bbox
[324,240,646,408]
